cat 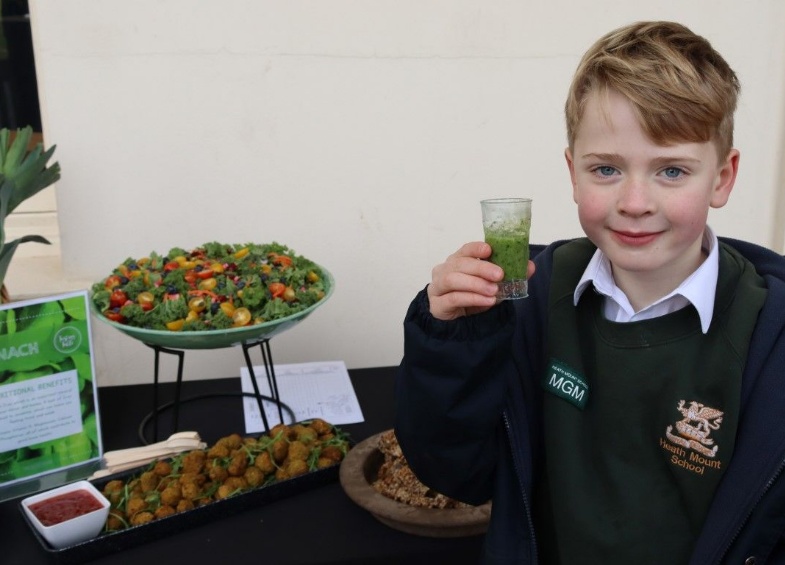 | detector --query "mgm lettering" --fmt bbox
[548,373,586,403]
